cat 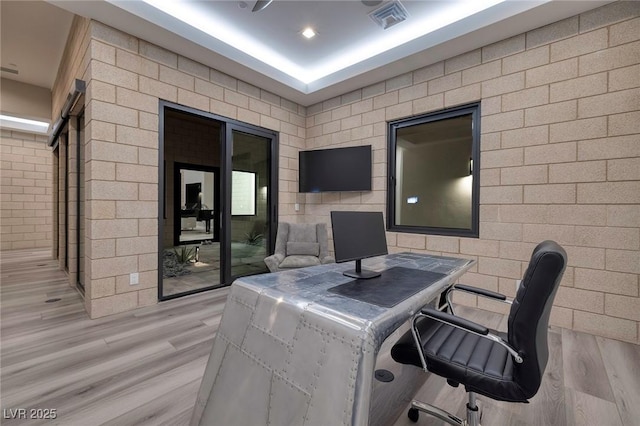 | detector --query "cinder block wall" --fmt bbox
[0,129,53,250]
[57,20,305,318]
[304,1,640,343]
